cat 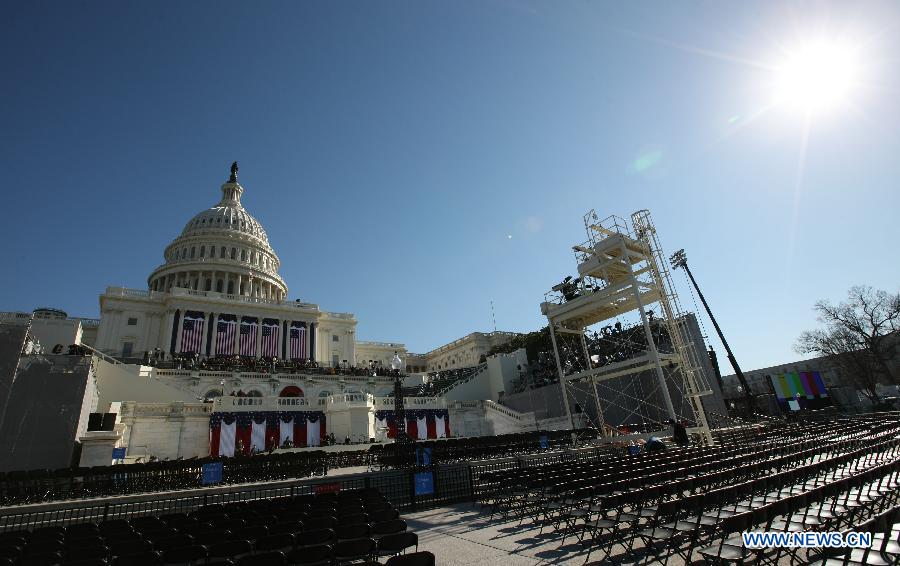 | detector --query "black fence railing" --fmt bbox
[0,430,592,507]
[0,463,473,533]
[0,440,635,533]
